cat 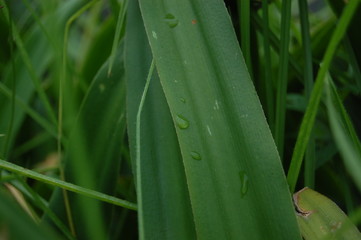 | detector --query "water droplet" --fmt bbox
[239,171,249,198]
[206,125,212,136]
[175,115,189,129]
[190,151,202,160]
[152,31,158,39]
[180,98,186,103]
[214,100,220,110]
[164,13,179,28]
